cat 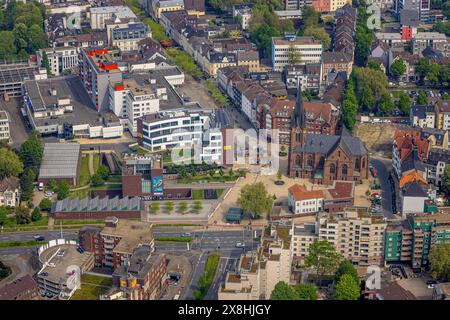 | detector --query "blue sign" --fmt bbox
[152,176,163,195]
